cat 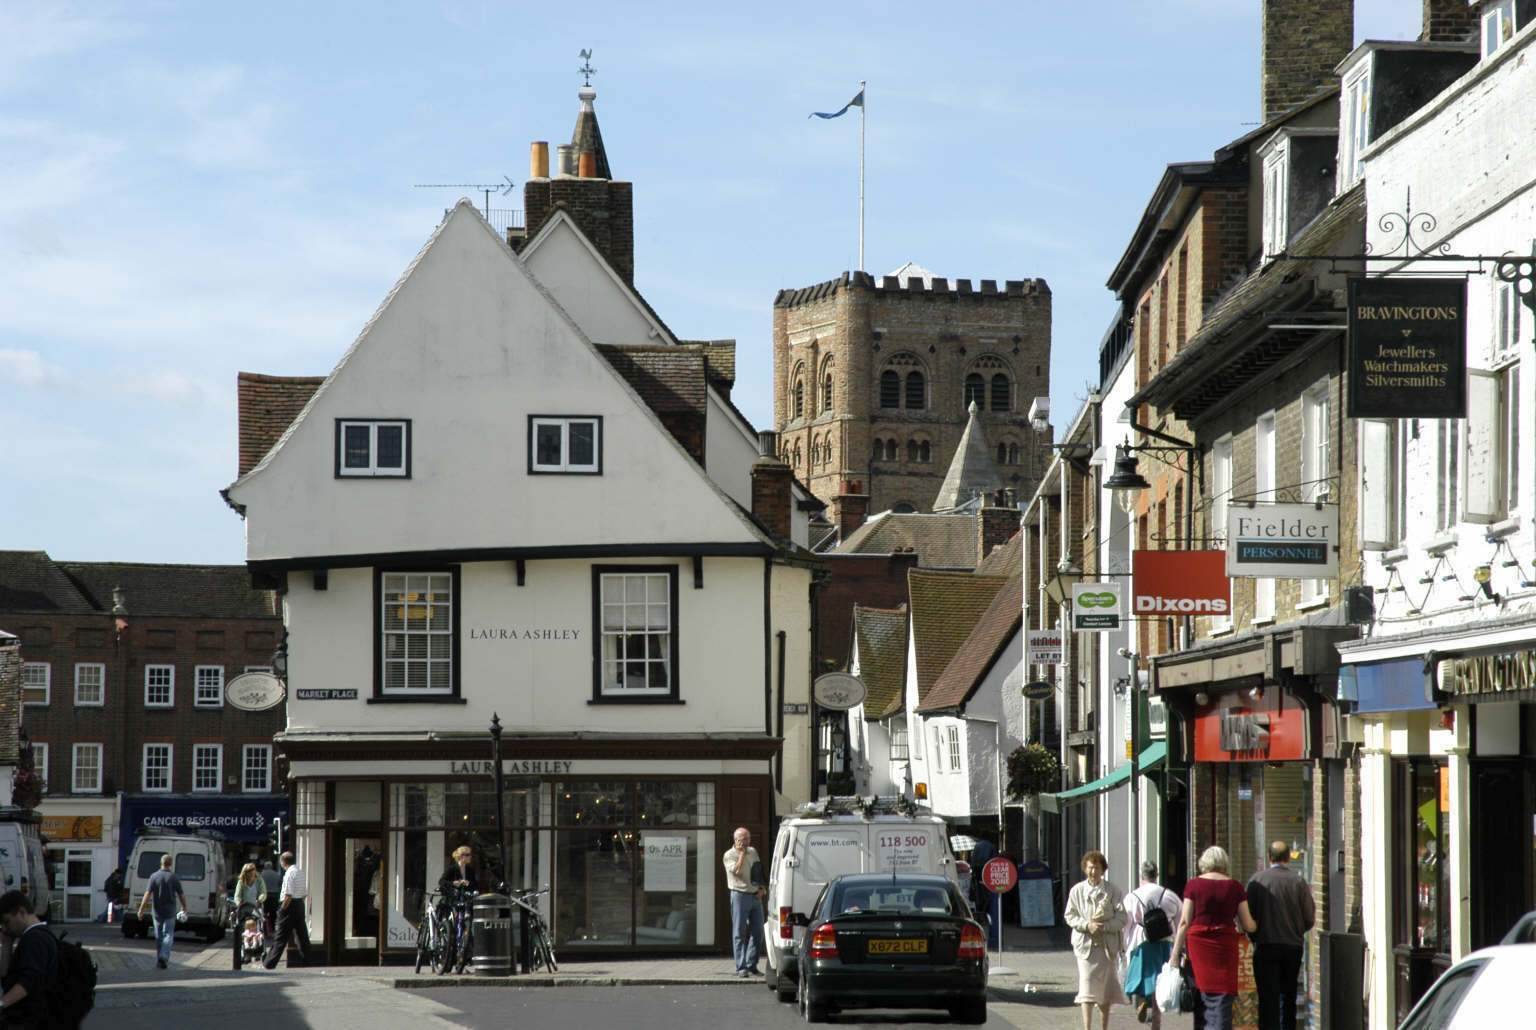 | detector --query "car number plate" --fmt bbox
[867,939,926,954]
